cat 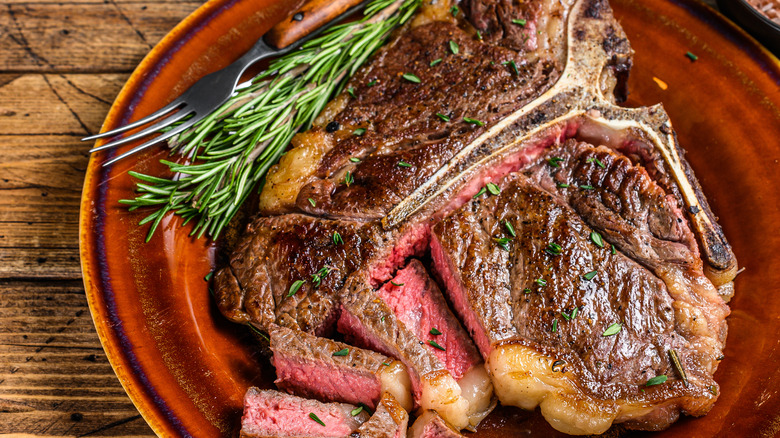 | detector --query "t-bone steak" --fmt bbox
[214,0,738,434]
